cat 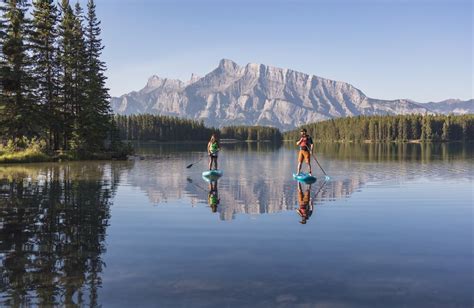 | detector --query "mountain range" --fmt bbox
[111,59,473,130]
